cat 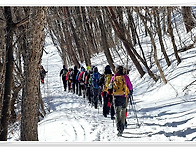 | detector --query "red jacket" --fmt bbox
[66,71,70,81]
